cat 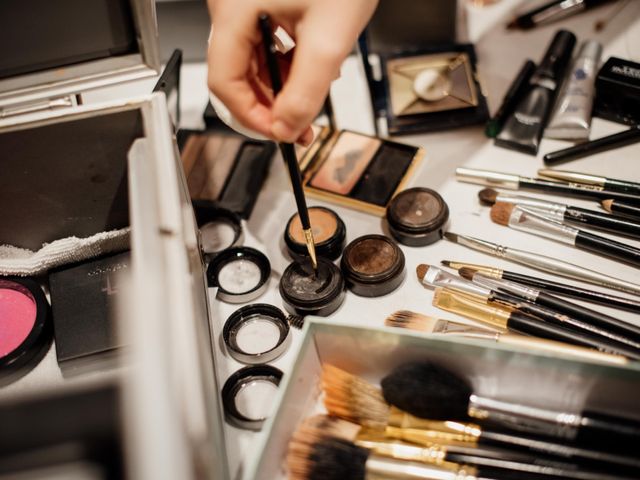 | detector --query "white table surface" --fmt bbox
[3,1,640,478]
